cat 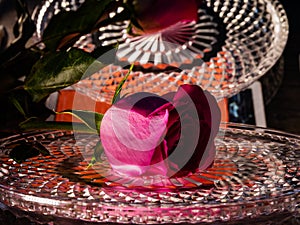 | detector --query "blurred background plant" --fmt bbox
[0,0,143,136]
